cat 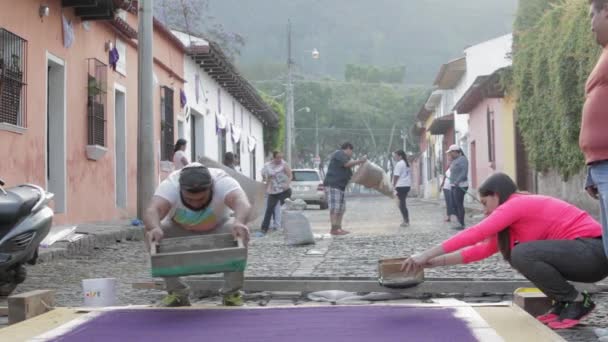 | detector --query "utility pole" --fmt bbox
[137,1,155,219]
[315,110,319,159]
[285,20,294,165]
